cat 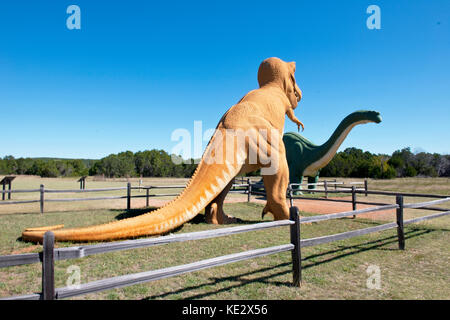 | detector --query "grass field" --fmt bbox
[1,175,449,215]
[0,176,449,299]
